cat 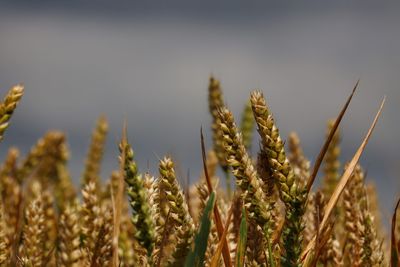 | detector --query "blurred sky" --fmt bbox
[0,1,399,218]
